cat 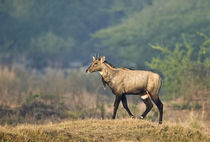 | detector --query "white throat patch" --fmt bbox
[99,71,103,76]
